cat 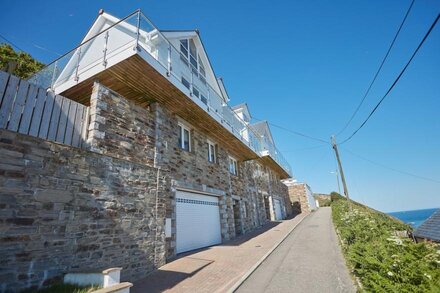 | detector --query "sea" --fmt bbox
[388,208,439,228]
